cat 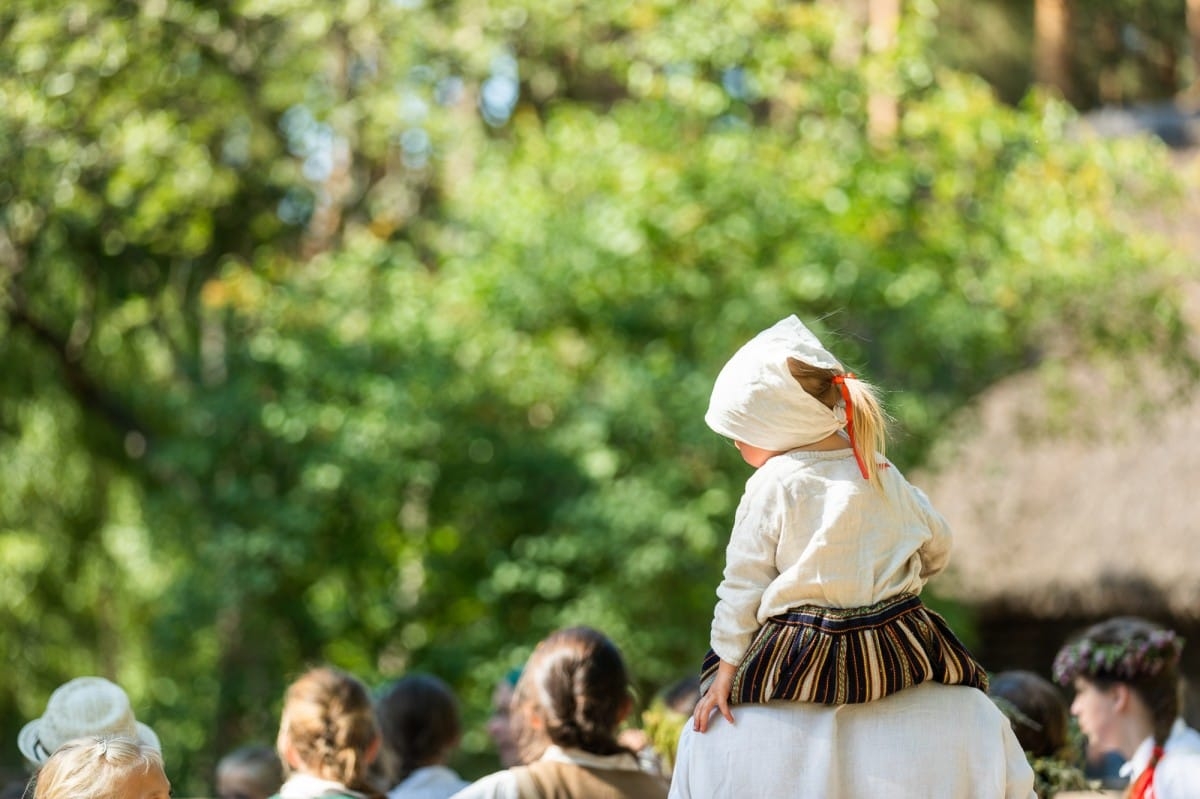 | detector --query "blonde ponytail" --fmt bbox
[787,358,888,488]
[839,376,887,488]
